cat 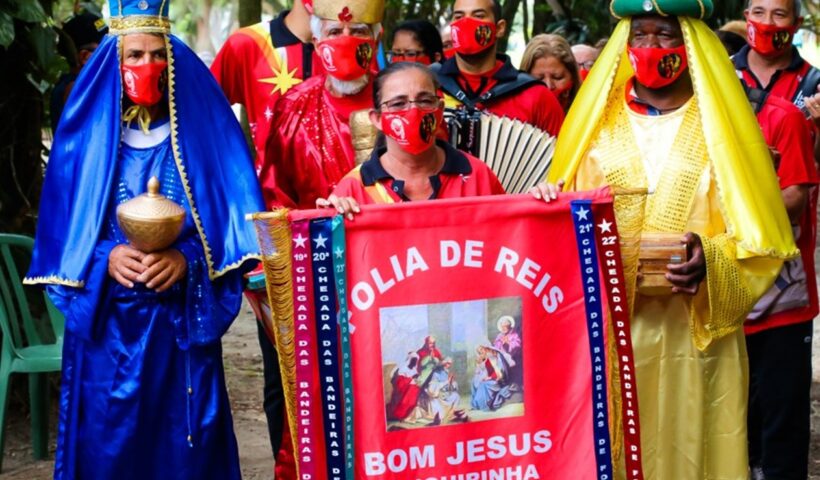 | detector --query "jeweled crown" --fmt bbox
[108,0,170,35]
